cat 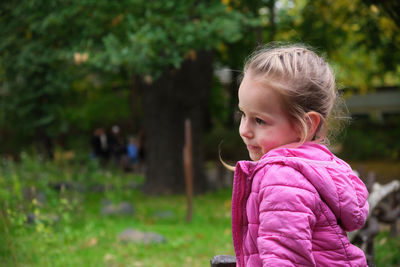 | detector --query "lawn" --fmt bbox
[1,155,399,267]
[0,155,233,267]
[1,191,234,267]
